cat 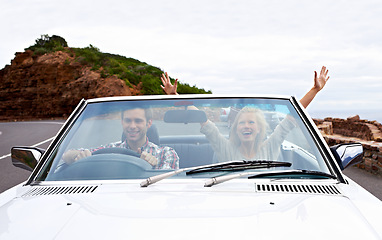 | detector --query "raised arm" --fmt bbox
[299,66,330,108]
